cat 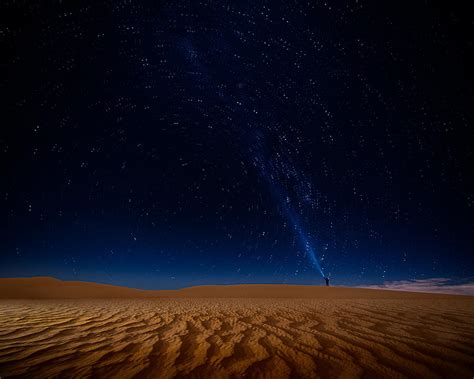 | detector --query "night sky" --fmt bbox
[2,1,473,290]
